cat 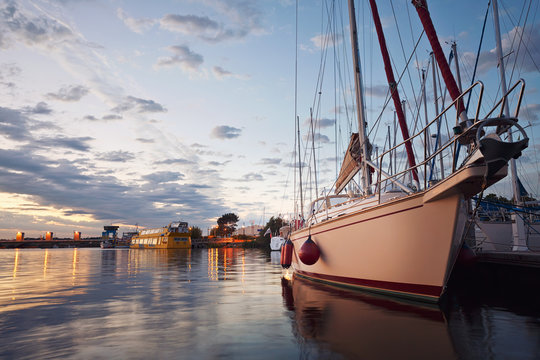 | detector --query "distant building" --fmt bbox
[233,224,263,237]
